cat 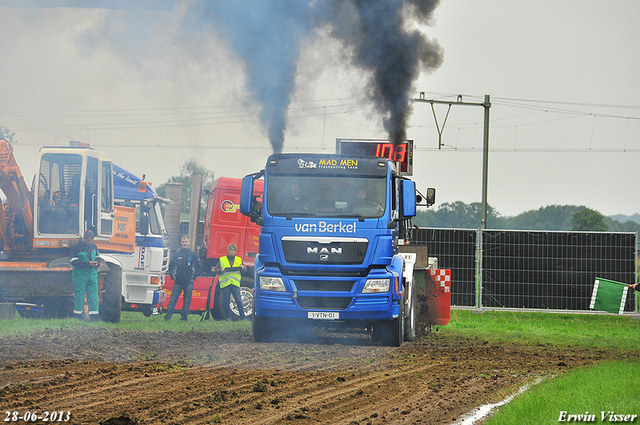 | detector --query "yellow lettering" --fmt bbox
[339,159,358,167]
